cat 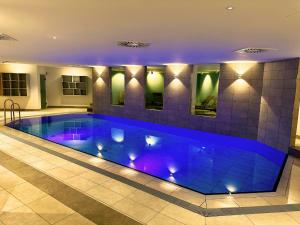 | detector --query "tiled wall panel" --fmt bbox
[258,59,300,151]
